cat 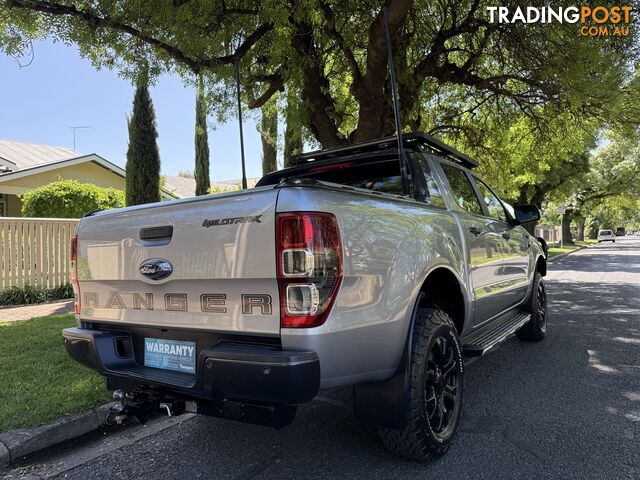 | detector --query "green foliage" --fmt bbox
[0,283,73,307]
[260,96,278,174]
[4,0,640,214]
[21,179,124,218]
[209,184,241,194]
[447,110,597,205]
[126,74,161,206]
[194,77,211,196]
